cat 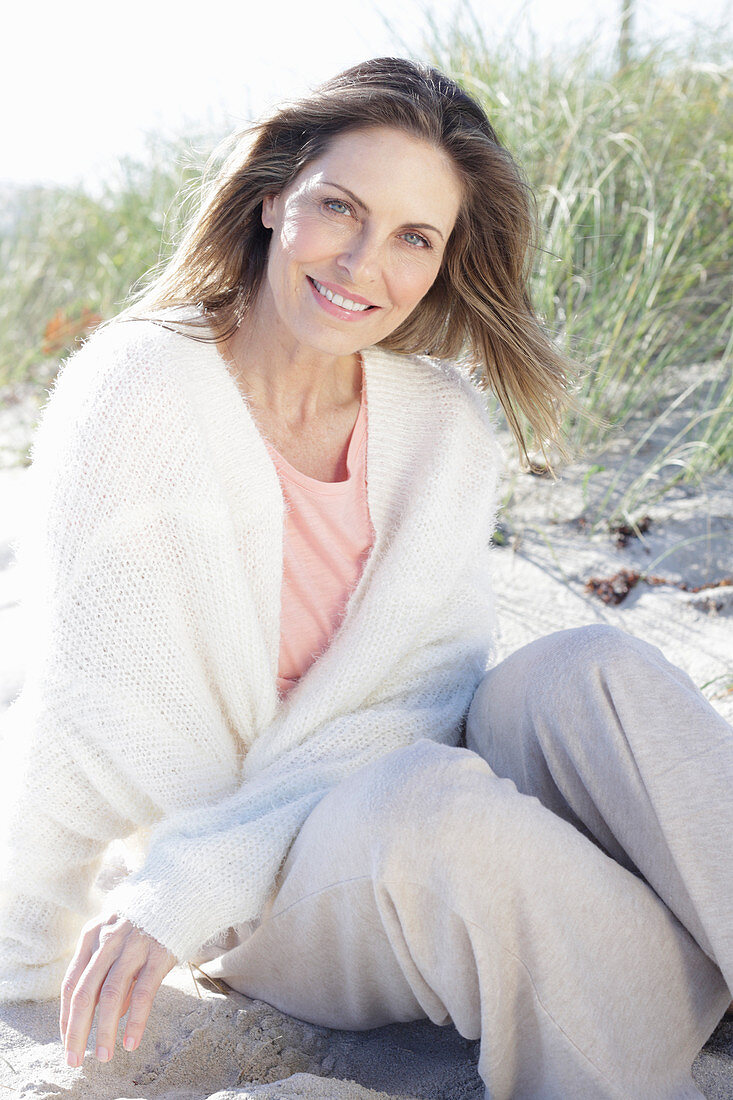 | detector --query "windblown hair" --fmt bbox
[123,57,575,462]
